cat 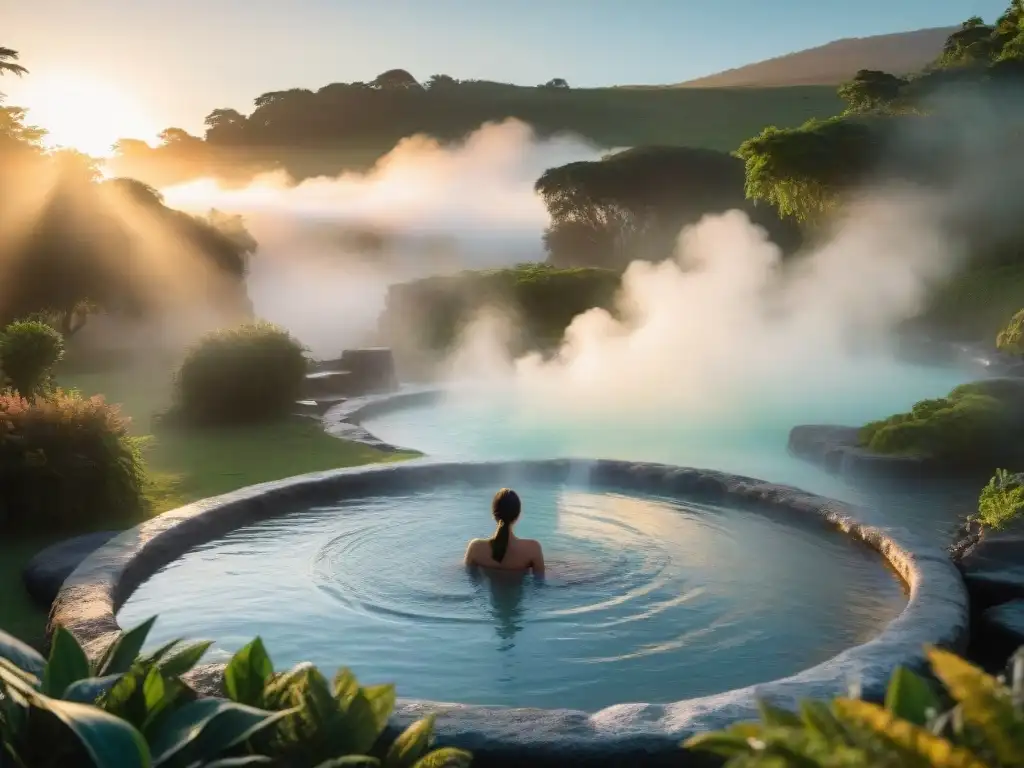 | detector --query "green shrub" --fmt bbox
[0,389,147,534]
[686,644,1024,767]
[978,469,1024,529]
[0,319,65,399]
[174,321,308,426]
[380,263,621,355]
[0,617,472,768]
[859,379,1024,466]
